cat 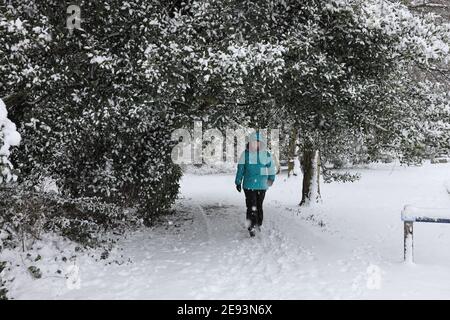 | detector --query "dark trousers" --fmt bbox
[244,189,266,230]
